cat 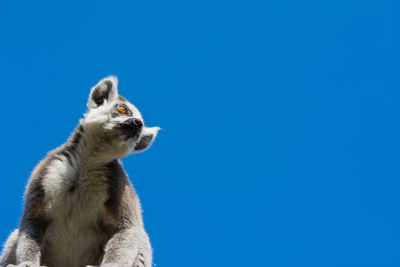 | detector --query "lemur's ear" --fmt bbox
[88,76,119,109]
[134,126,160,152]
